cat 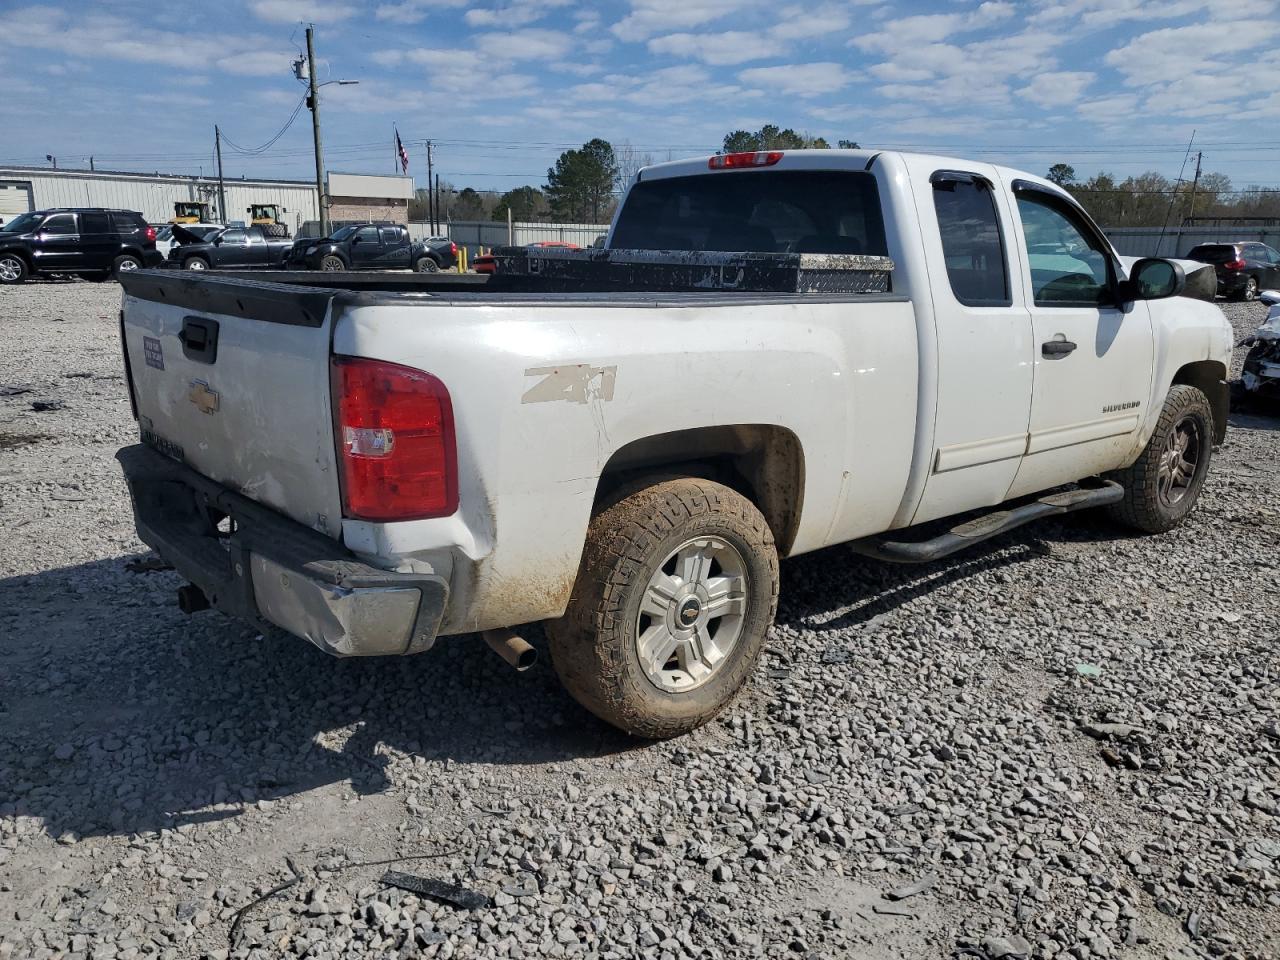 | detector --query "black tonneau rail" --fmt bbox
[120,267,911,320]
